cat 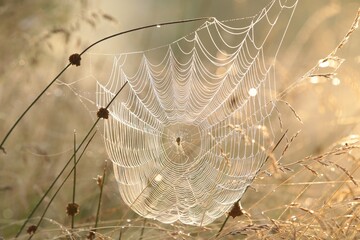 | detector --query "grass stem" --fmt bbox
[118,228,122,240]
[71,130,77,229]
[139,218,147,240]
[0,64,70,153]
[16,81,128,238]
[26,131,97,240]
[93,160,107,236]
